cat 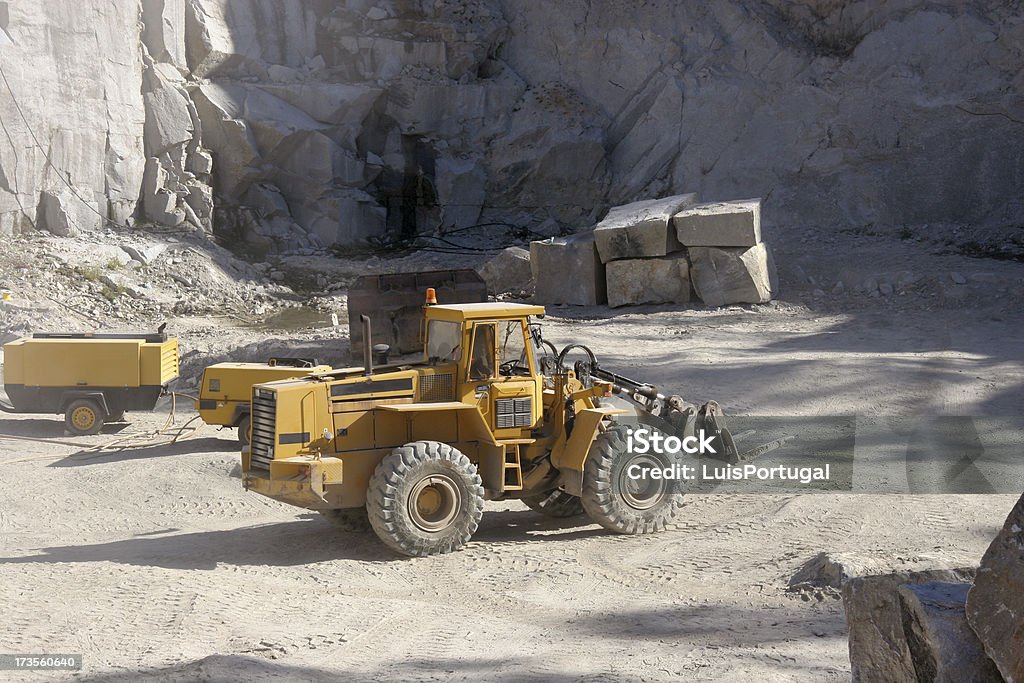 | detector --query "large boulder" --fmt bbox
[898,582,1003,682]
[689,243,777,306]
[788,552,892,591]
[967,493,1024,682]
[38,190,102,236]
[478,247,532,296]
[605,254,691,308]
[593,193,698,262]
[842,568,976,682]
[530,233,606,306]
[673,199,762,247]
